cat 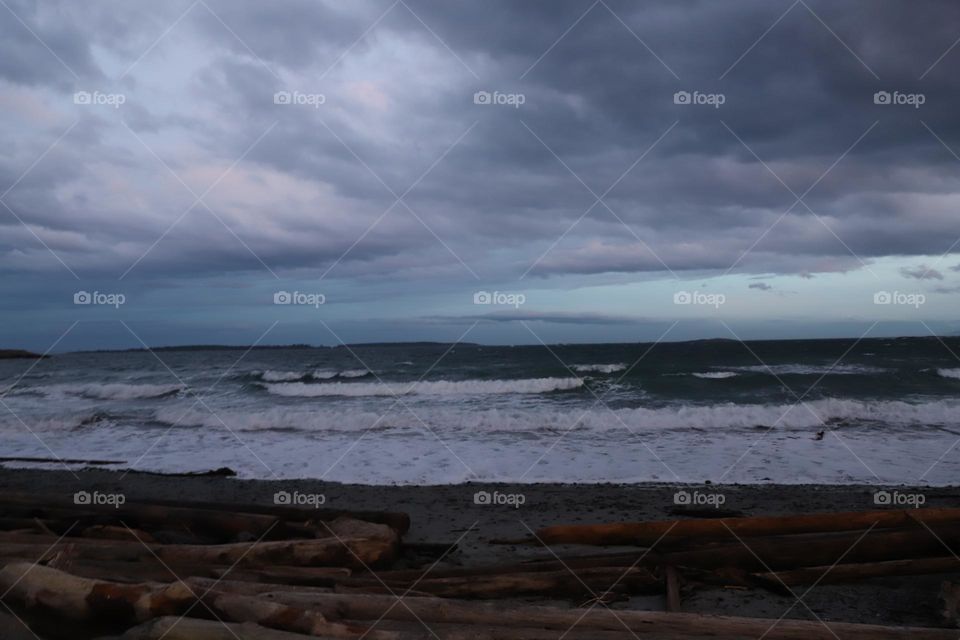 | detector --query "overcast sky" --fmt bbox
[2,0,960,350]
